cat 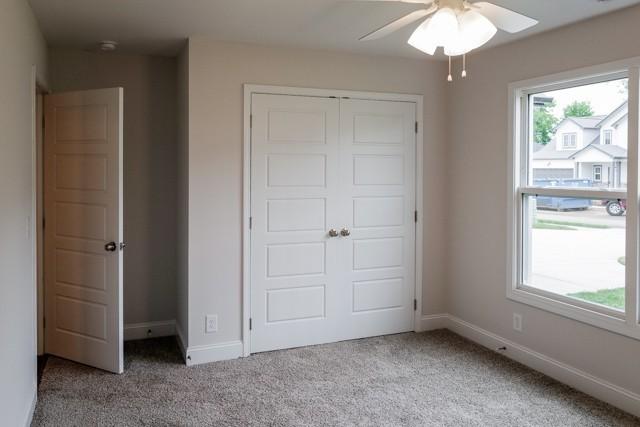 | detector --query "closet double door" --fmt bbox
[250,93,416,353]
